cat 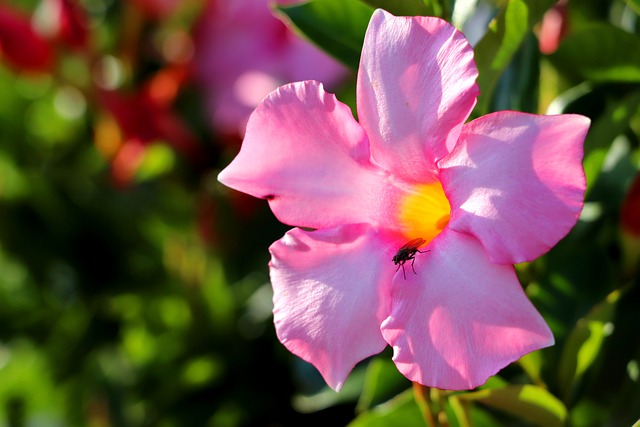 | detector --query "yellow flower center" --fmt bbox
[399,181,451,244]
